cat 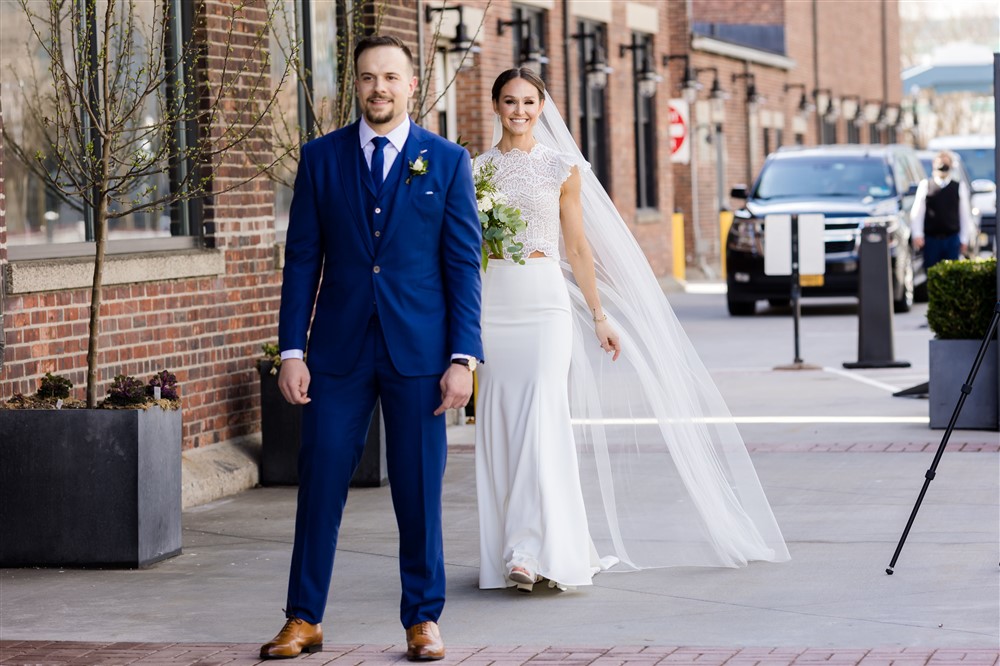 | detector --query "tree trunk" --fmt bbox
[86,194,109,408]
